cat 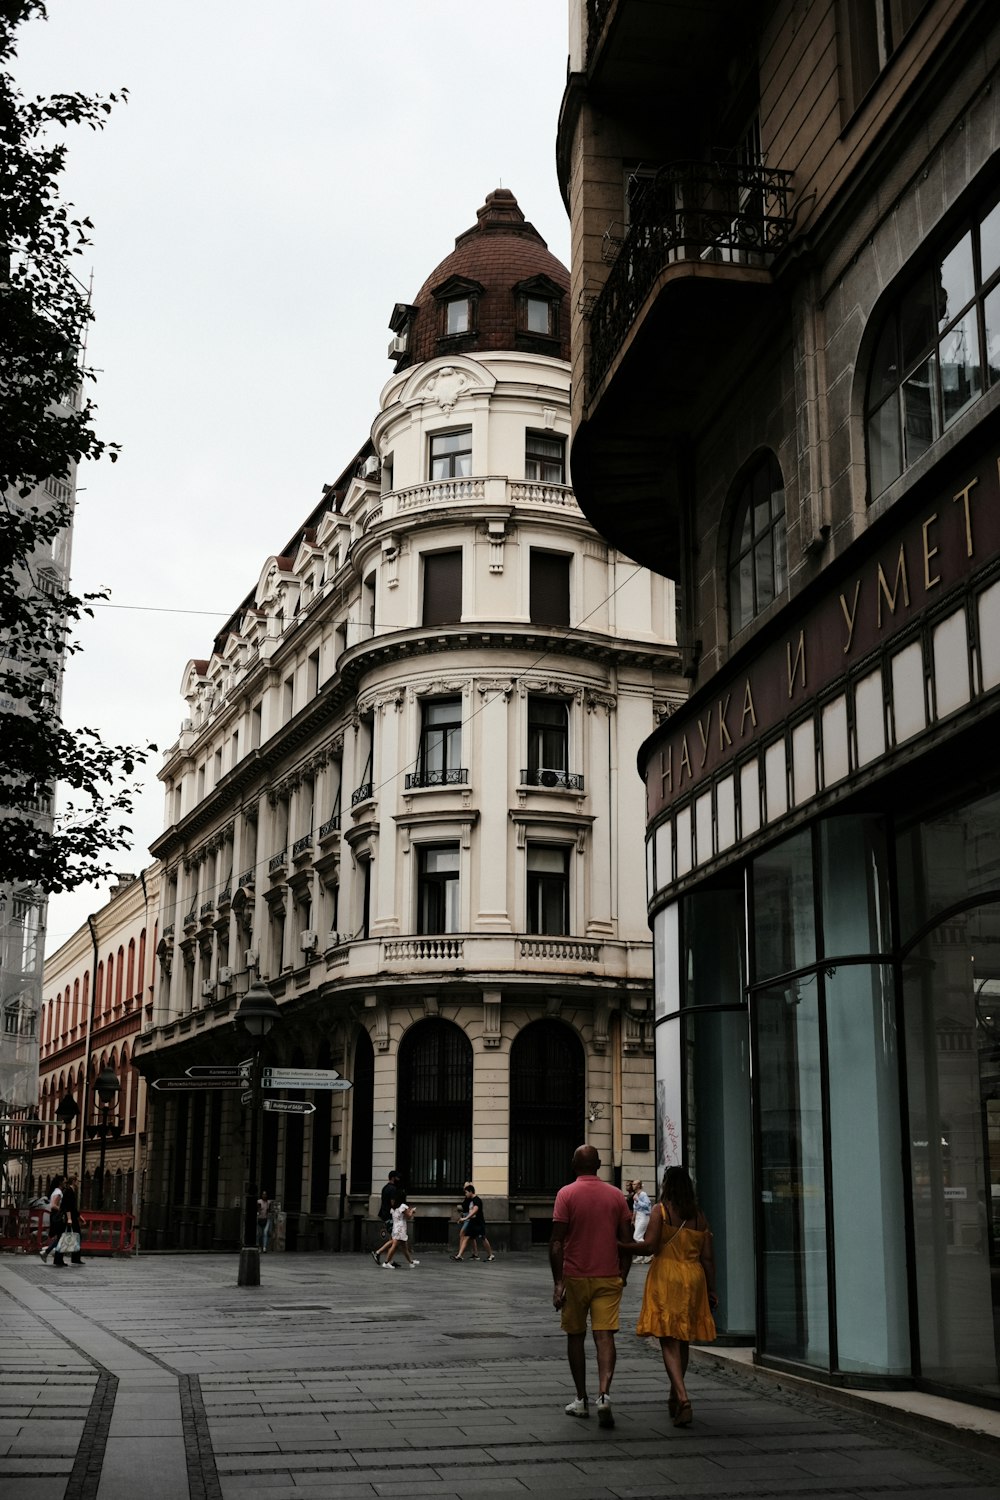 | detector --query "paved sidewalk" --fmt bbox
[1,1250,998,1500]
